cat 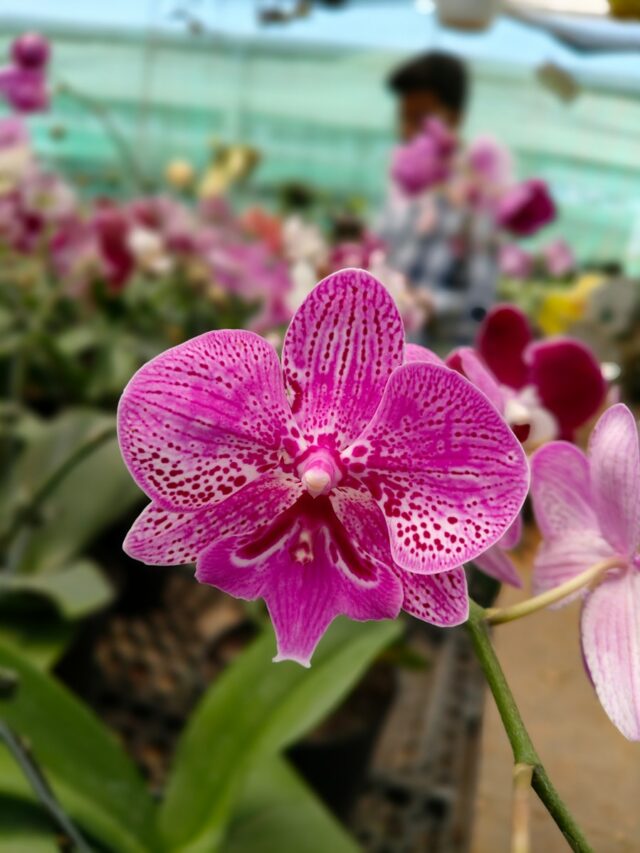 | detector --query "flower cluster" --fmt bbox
[119,269,529,665]
[390,120,557,240]
[0,33,50,113]
[499,239,576,282]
